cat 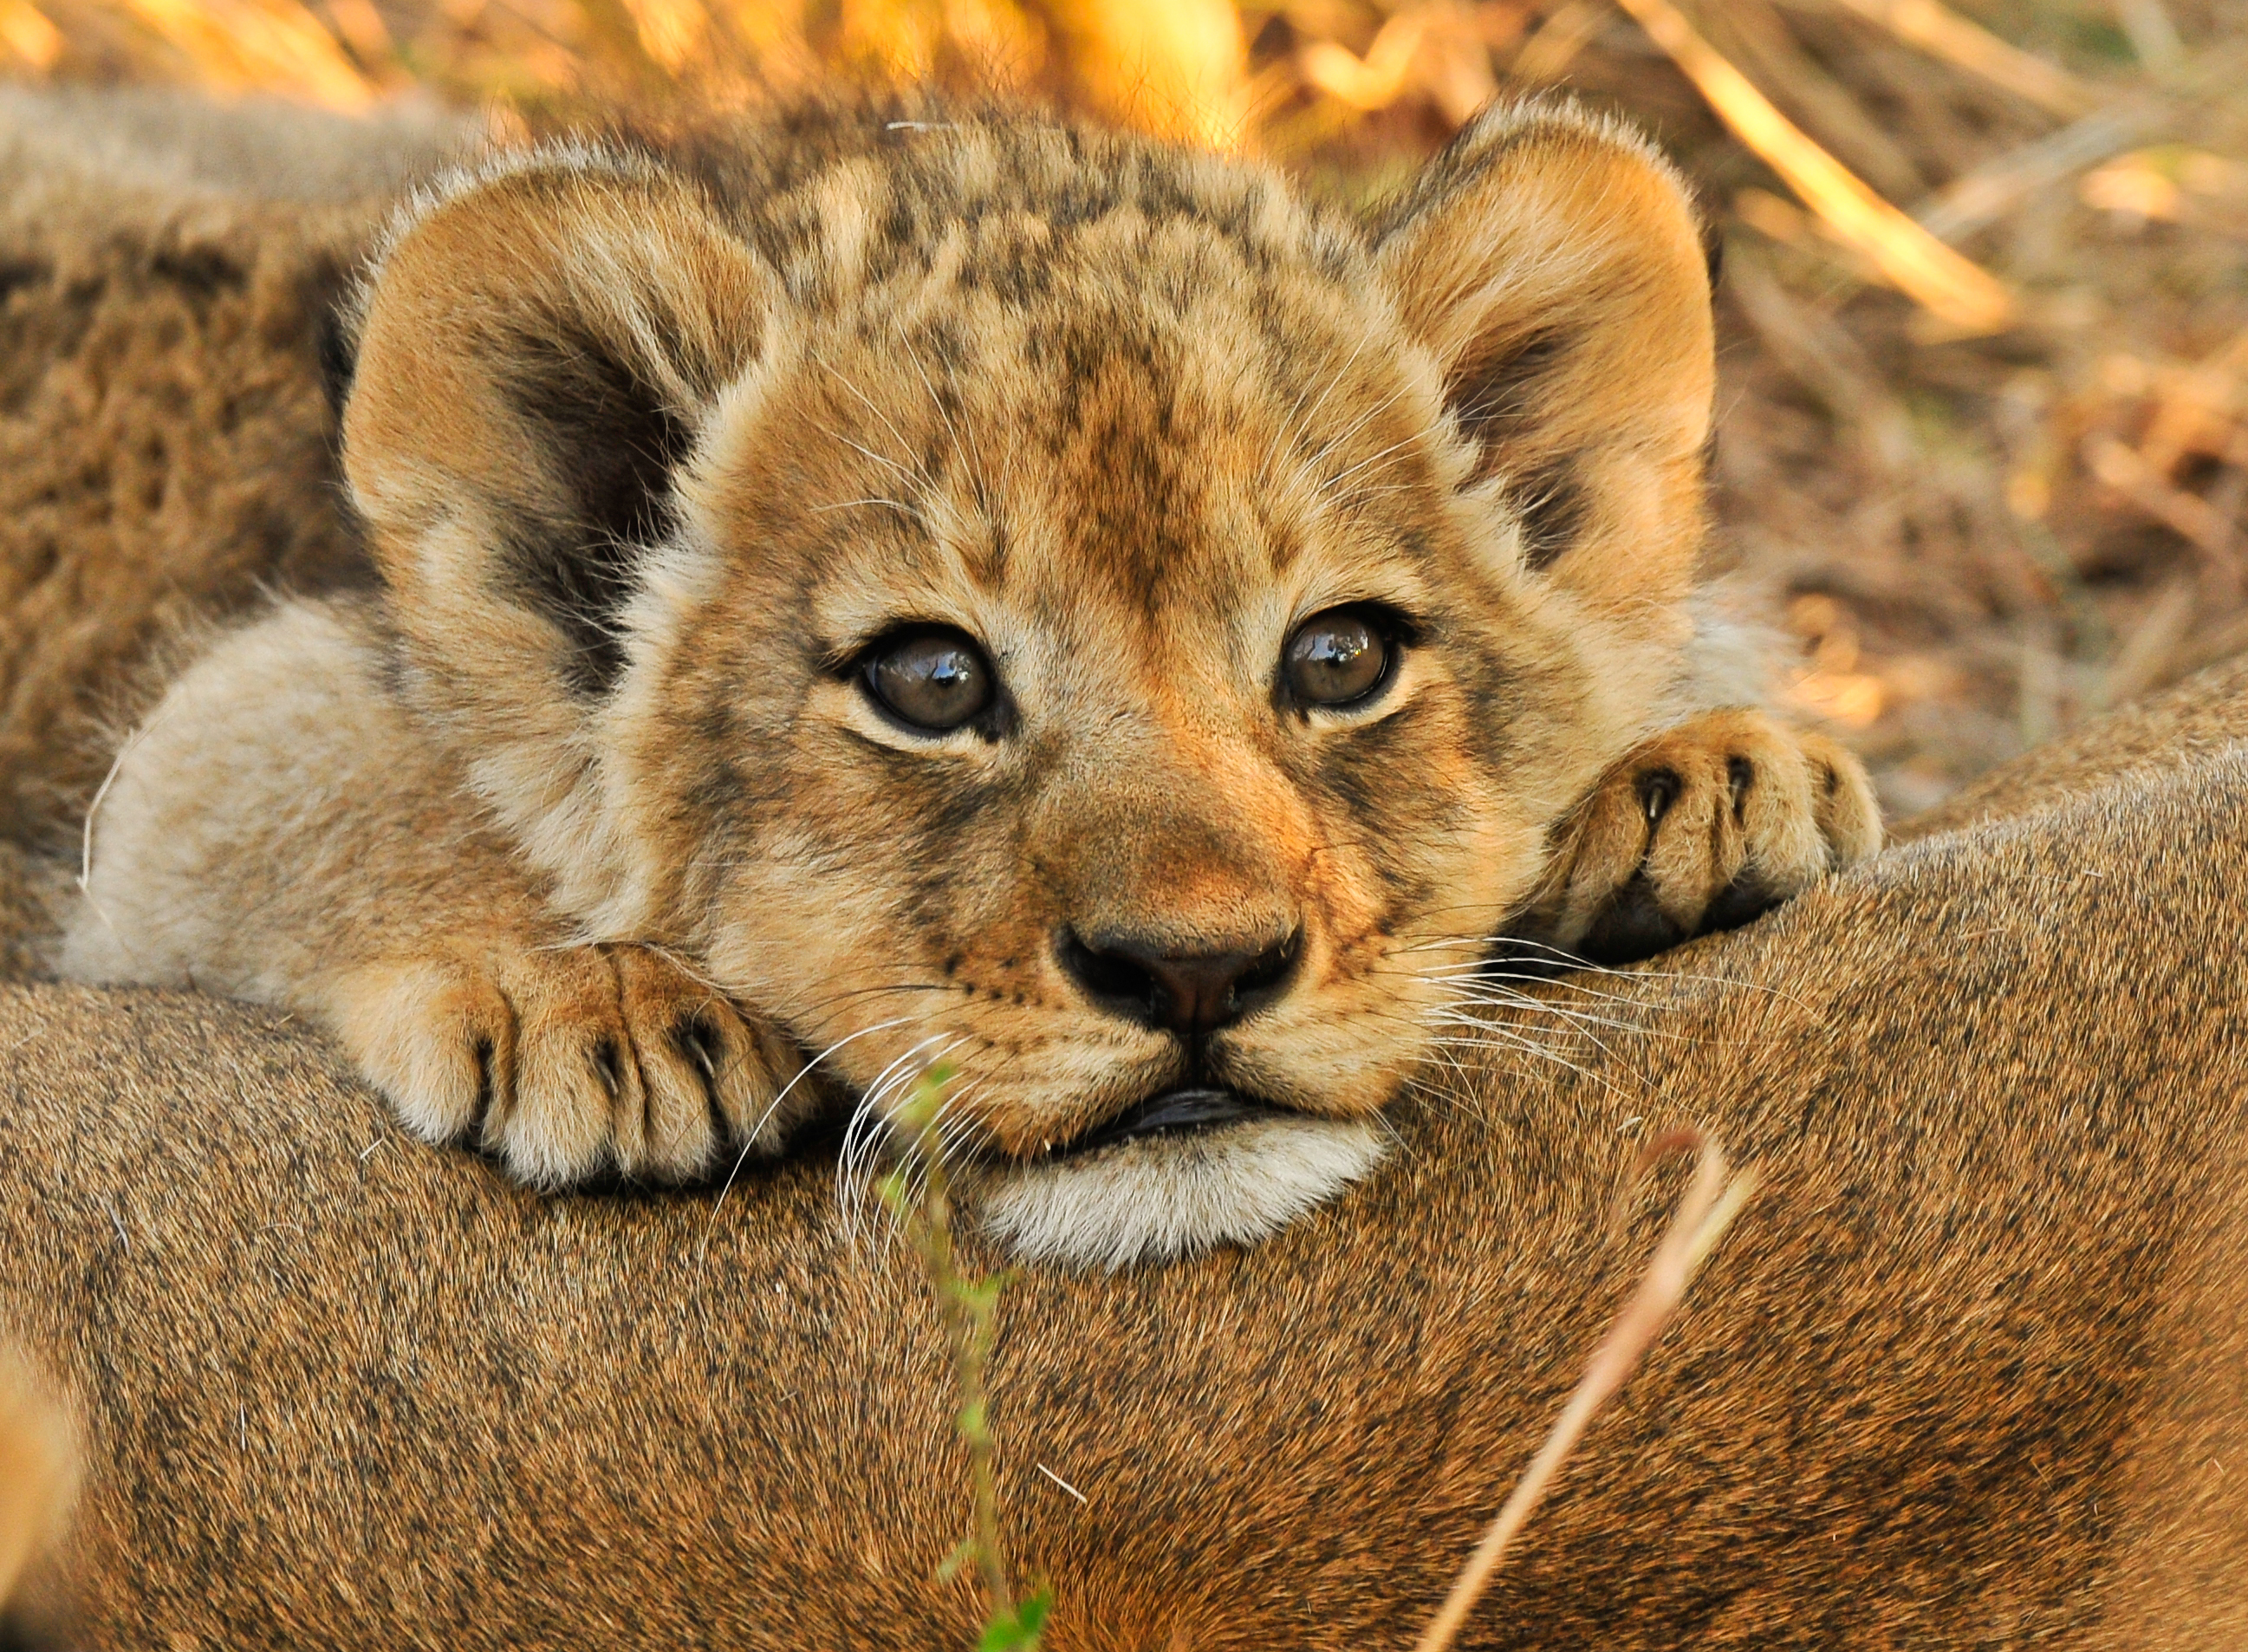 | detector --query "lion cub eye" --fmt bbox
[863,628,996,732]
[1283,608,1394,709]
